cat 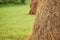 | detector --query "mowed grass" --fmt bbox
[0,5,35,40]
